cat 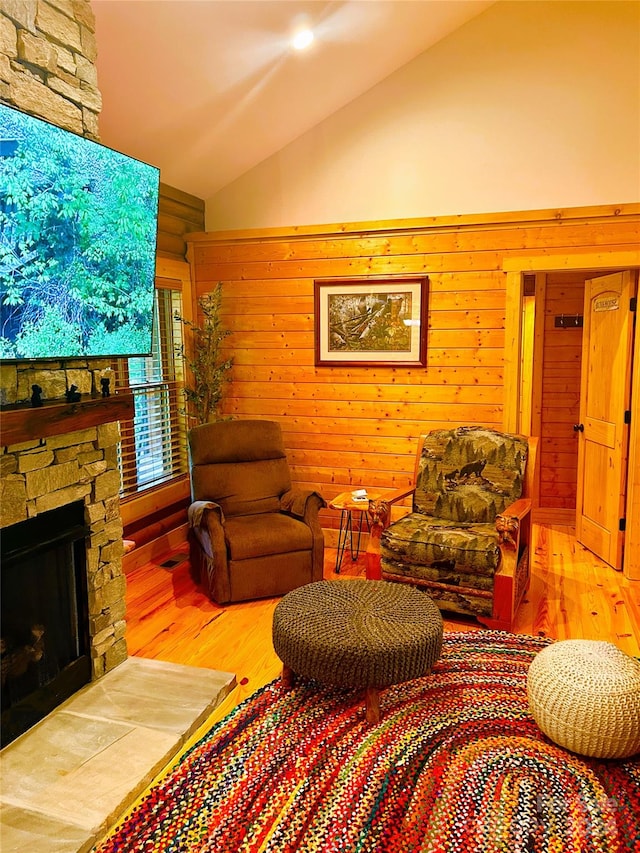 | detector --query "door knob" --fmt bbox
[573,423,584,432]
